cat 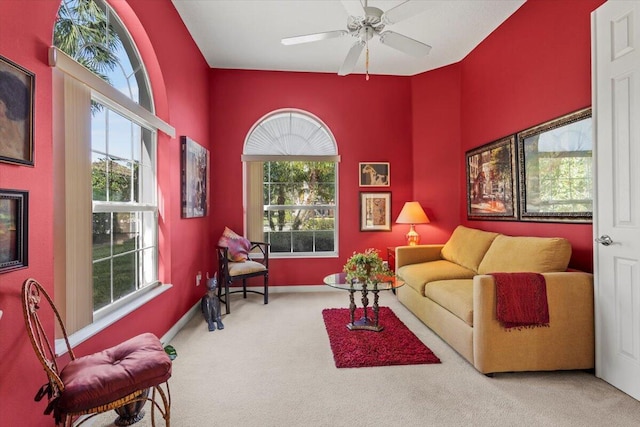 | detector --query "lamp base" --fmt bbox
[406,225,420,246]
